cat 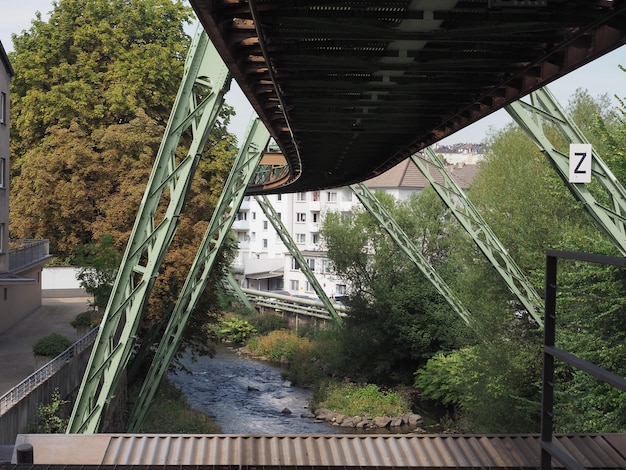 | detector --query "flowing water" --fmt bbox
[168,343,341,434]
